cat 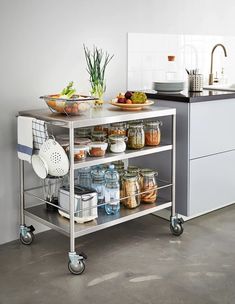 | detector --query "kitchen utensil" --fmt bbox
[110,100,154,111]
[39,138,69,177]
[43,176,63,211]
[40,94,96,115]
[59,185,98,223]
[188,74,203,92]
[31,154,48,179]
